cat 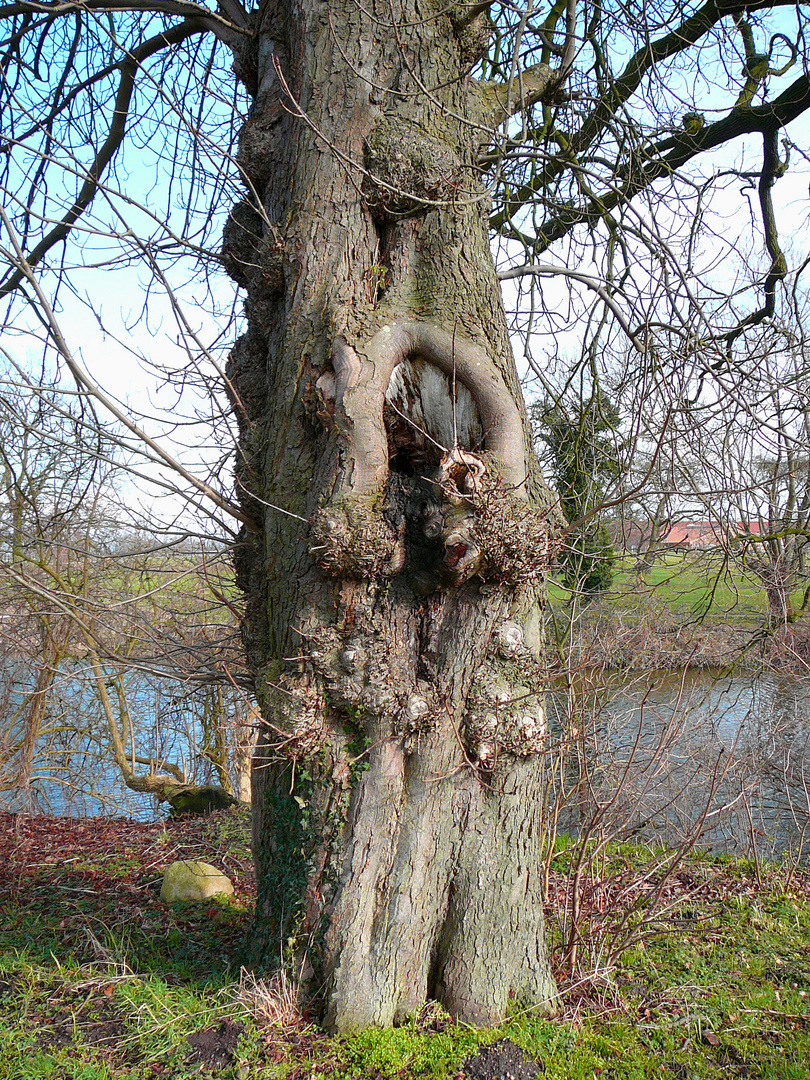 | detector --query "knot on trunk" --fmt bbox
[364,118,465,218]
[221,201,284,294]
[321,321,528,495]
[467,481,558,588]
[236,116,286,189]
[465,664,548,762]
[308,460,555,592]
[403,461,557,593]
[449,2,492,65]
[310,496,405,579]
[260,677,329,761]
[401,472,481,593]
[400,686,439,738]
